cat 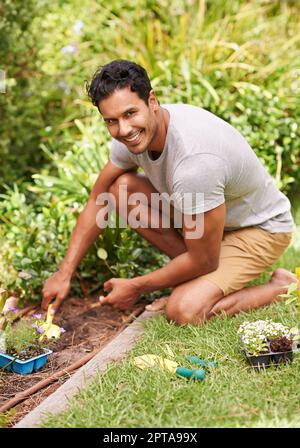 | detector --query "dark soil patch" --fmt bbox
[0,295,145,427]
[6,346,46,360]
